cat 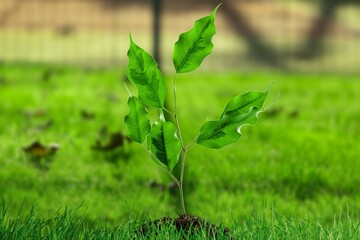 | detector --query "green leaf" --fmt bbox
[124,96,151,143]
[197,87,270,149]
[173,5,220,73]
[197,108,261,149]
[147,120,182,171]
[127,35,166,108]
[221,90,269,118]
